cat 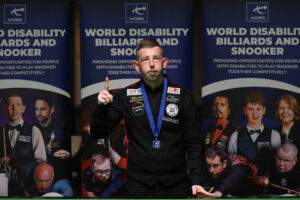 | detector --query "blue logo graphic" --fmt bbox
[4,4,26,24]
[125,3,148,23]
[246,2,269,22]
